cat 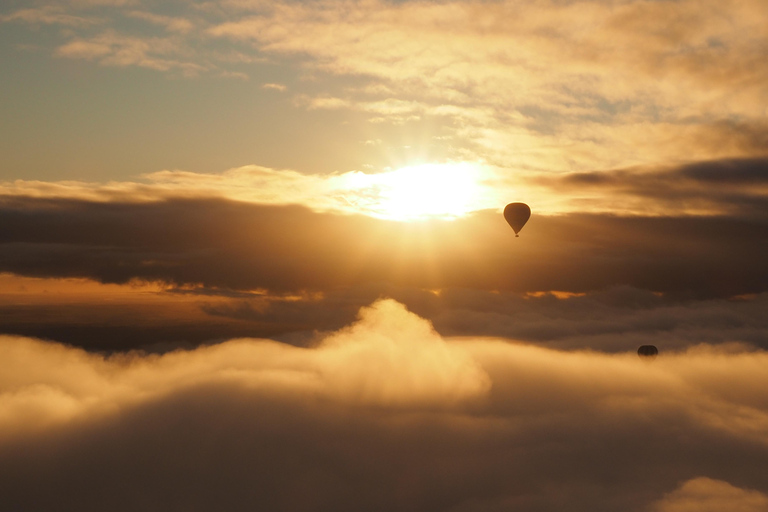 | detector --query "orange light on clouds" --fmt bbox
[525,291,587,300]
[0,274,173,305]
[0,162,558,219]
